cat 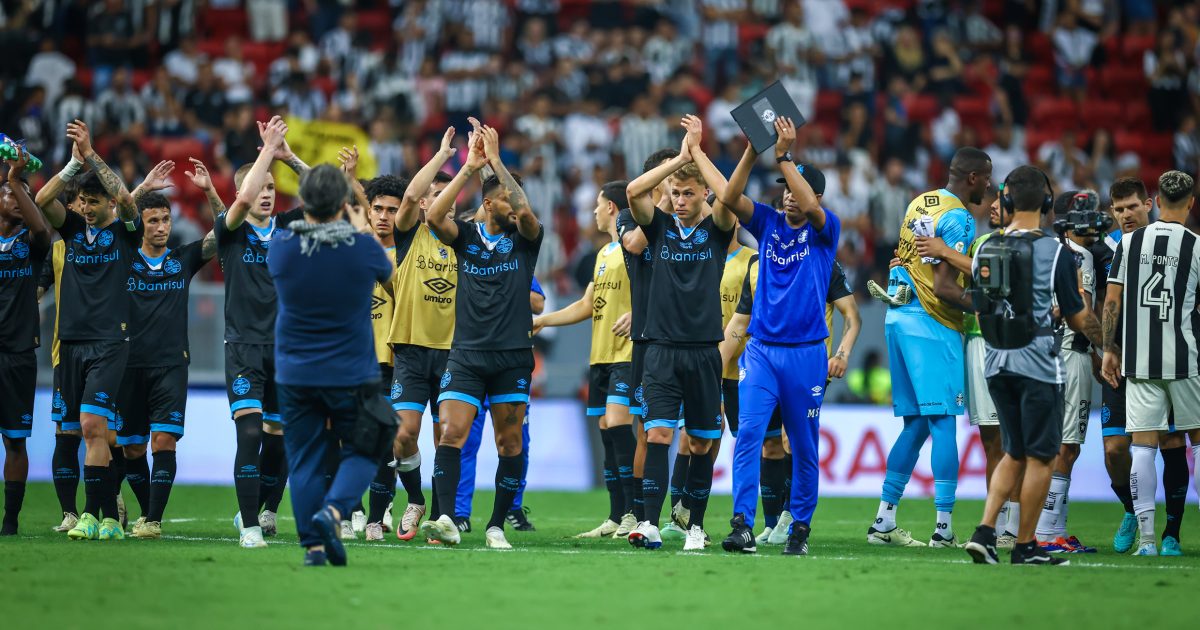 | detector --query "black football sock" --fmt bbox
[1162,446,1188,541]
[433,446,462,519]
[430,476,440,519]
[760,456,789,529]
[2,481,25,534]
[52,434,81,515]
[488,454,524,530]
[611,426,637,516]
[257,431,286,512]
[233,414,263,528]
[109,445,126,502]
[264,462,288,512]
[367,460,396,524]
[83,465,108,518]
[1112,482,1135,515]
[101,463,120,520]
[632,477,645,521]
[669,453,690,511]
[642,443,670,529]
[147,450,176,523]
[600,428,622,522]
[125,453,150,517]
[685,450,714,529]
[397,465,425,506]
